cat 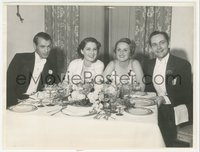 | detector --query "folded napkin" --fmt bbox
[174,104,189,125]
[62,105,93,116]
[130,92,156,99]
[29,91,47,100]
